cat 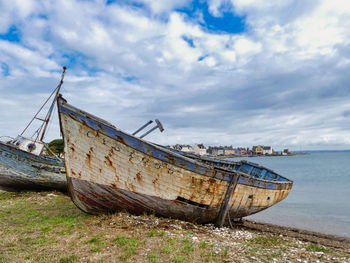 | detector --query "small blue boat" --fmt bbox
[0,68,67,192]
[0,137,65,191]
